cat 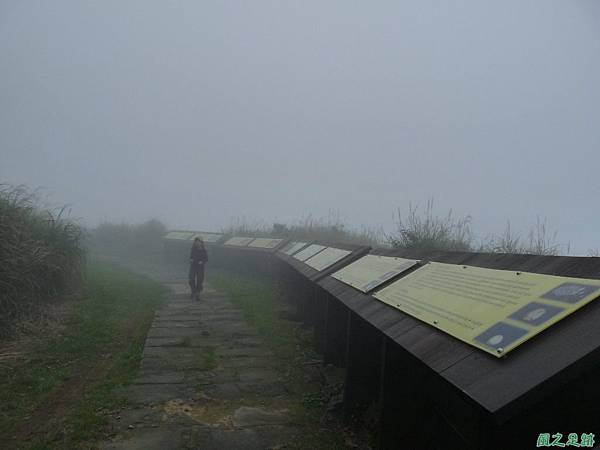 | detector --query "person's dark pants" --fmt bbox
[188,263,205,295]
